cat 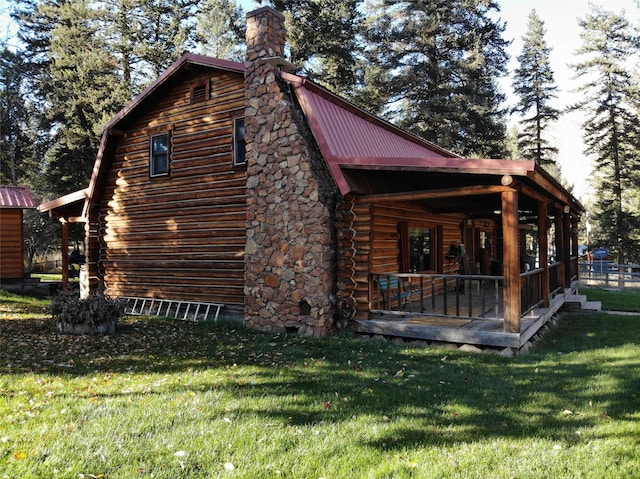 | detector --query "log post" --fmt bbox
[563,209,572,287]
[538,201,550,308]
[501,189,521,333]
[554,207,565,289]
[60,219,69,290]
[571,213,579,282]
